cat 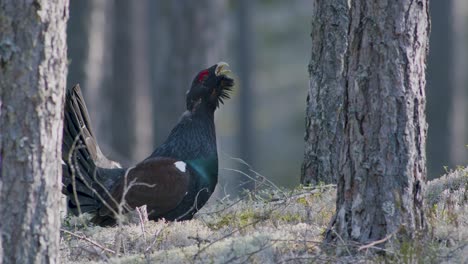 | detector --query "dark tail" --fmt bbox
[62,85,106,215]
